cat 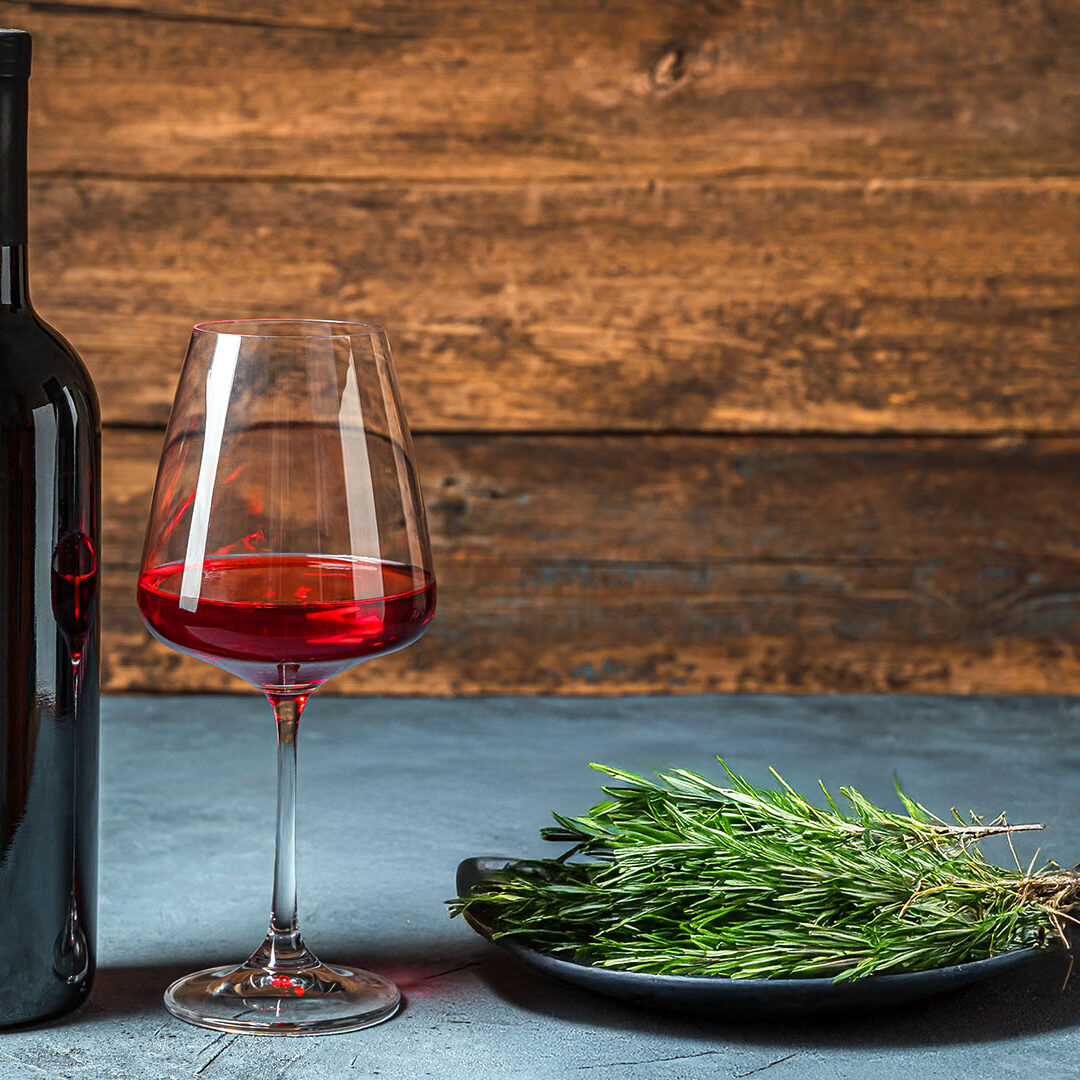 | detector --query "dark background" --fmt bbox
[11,0,1080,694]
